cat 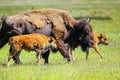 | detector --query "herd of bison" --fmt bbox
[0,8,109,66]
